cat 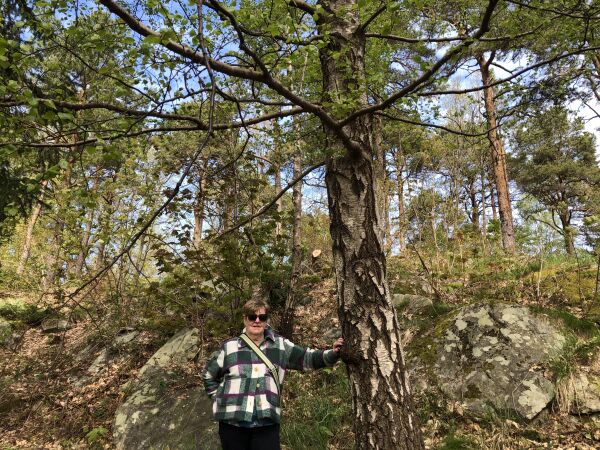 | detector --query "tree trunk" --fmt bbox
[489,177,498,221]
[280,155,303,339]
[193,155,209,248]
[73,209,94,278]
[74,174,100,278]
[17,179,48,275]
[318,1,424,447]
[371,114,390,253]
[395,140,407,253]
[480,168,488,253]
[469,182,479,230]
[477,52,516,254]
[558,209,575,255]
[274,164,282,238]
